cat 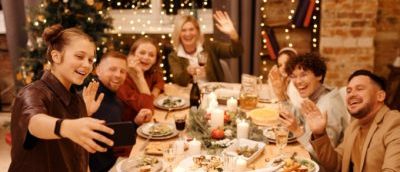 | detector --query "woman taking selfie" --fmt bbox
[9,24,113,171]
